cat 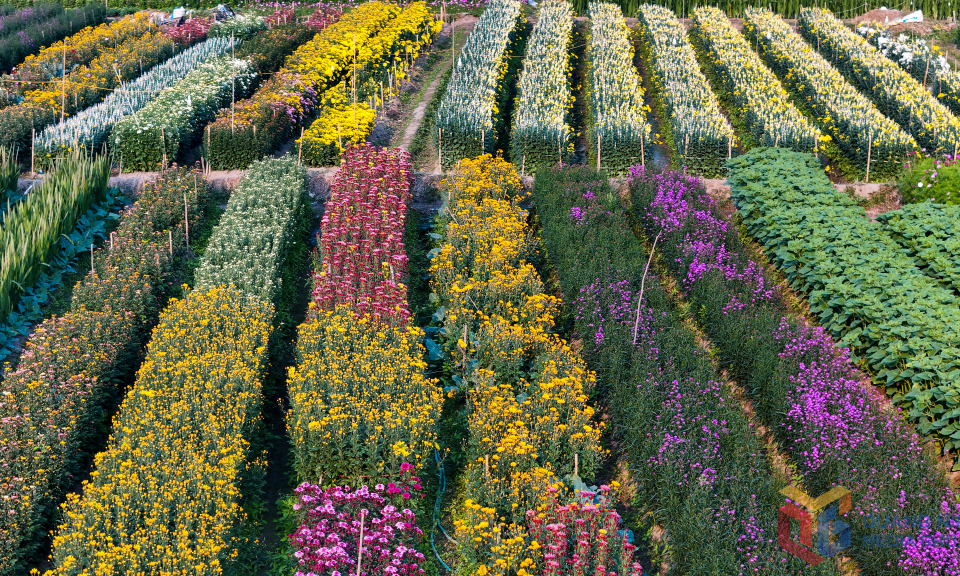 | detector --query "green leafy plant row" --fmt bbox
[510,0,574,175]
[877,202,960,295]
[743,7,914,181]
[0,166,210,575]
[195,155,307,305]
[798,7,960,156]
[690,6,820,154]
[0,151,110,323]
[728,146,960,455]
[435,0,523,169]
[636,3,734,178]
[112,53,255,171]
[584,1,652,176]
